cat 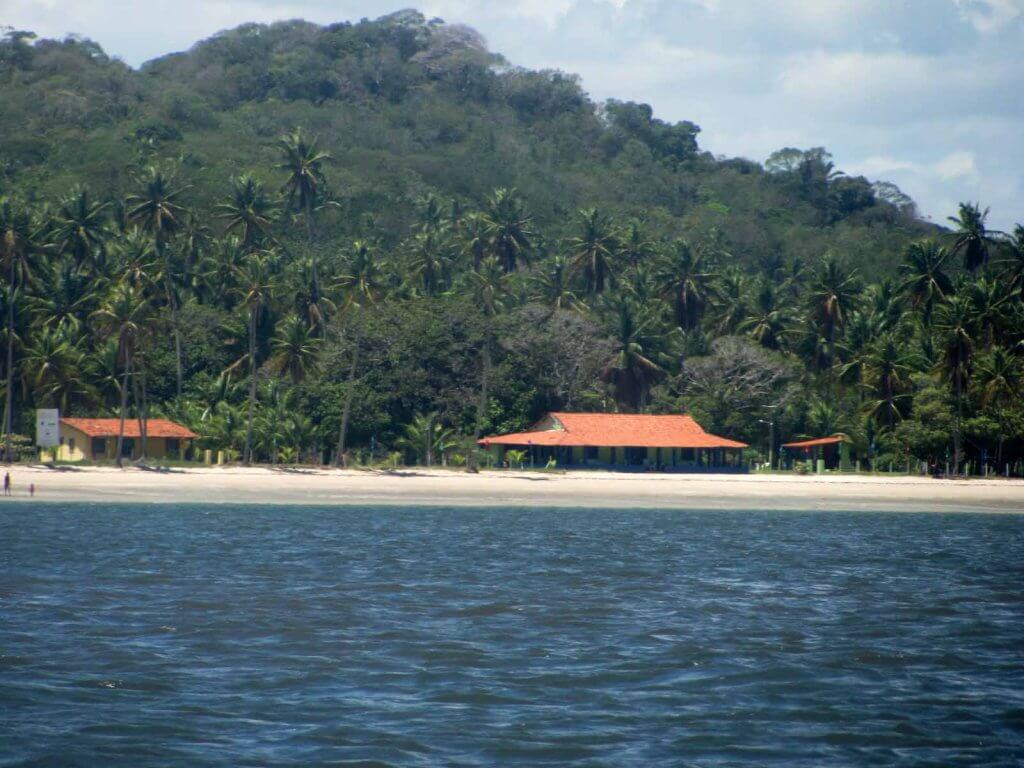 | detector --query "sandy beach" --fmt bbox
[1,465,1022,512]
